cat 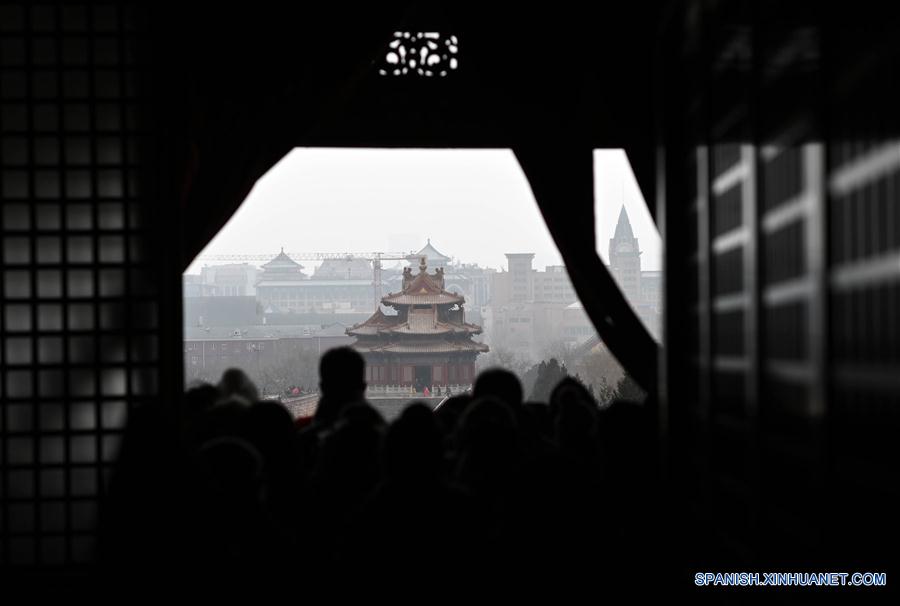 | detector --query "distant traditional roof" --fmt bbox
[348,307,395,333]
[314,258,372,280]
[261,248,304,271]
[613,206,635,240]
[406,239,450,266]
